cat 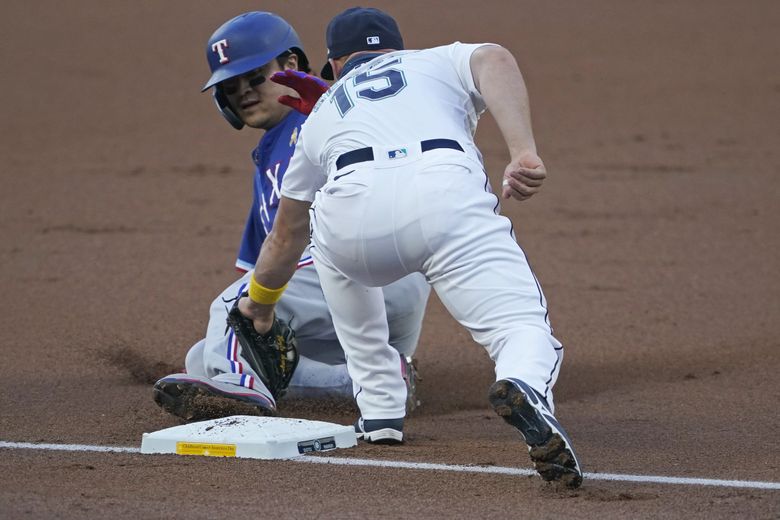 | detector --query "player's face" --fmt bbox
[222,56,296,130]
